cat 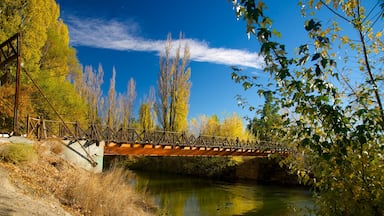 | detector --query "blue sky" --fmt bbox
[55,0,310,122]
